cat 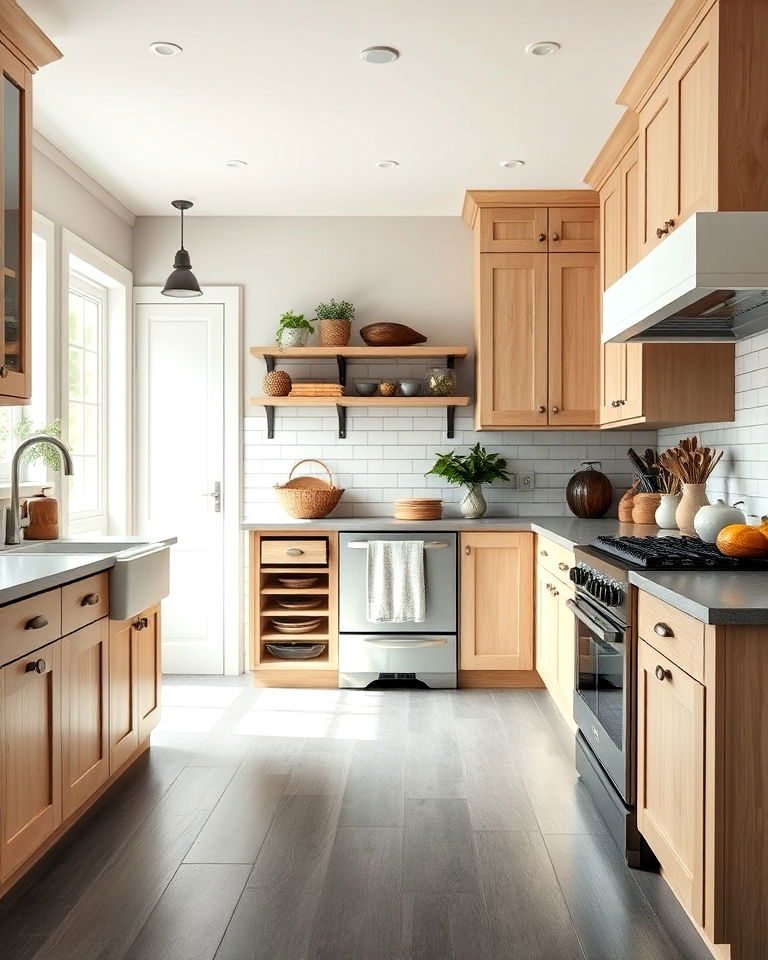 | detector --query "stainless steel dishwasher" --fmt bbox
[338,532,457,688]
